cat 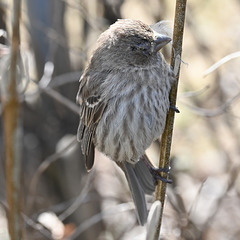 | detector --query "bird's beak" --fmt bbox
[153,31,171,52]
